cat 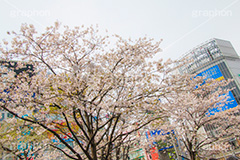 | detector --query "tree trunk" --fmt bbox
[189,151,196,160]
[91,144,97,160]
